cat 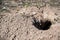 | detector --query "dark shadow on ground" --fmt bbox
[32,17,52,30]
